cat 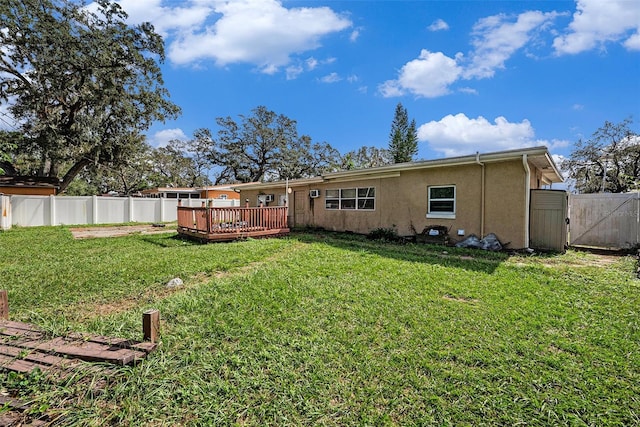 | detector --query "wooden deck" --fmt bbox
[177,205,290,242]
